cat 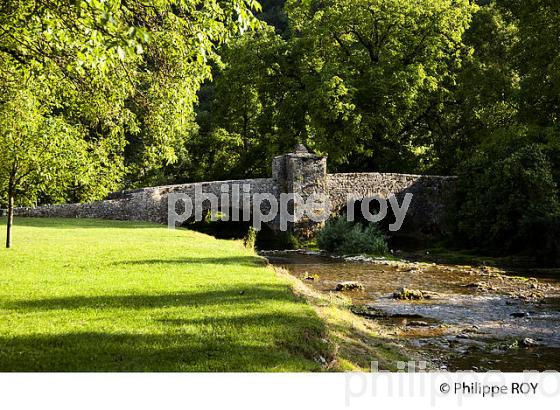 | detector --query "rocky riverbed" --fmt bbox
[261,250,560,371]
